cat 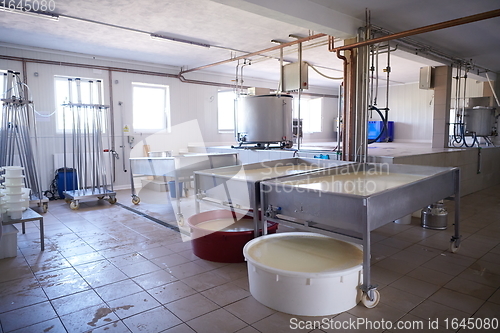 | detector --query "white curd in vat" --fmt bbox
[247,236,362,273]
[283,172,426,195]
[214,165,320,181]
